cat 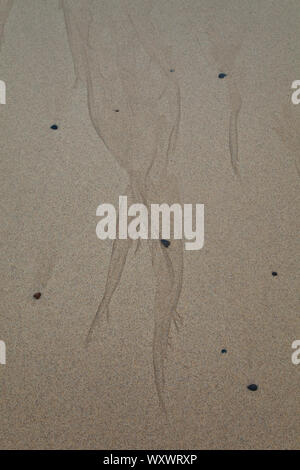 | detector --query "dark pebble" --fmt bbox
[218,73,227,79]
[33,292,41,300]
[221,349,227,354]
[160,239,170,248]
[247,384,258,392]
[272,271,278,277]
[114,109,120,112]
[50,124,58,130]
[170,69,175,72]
